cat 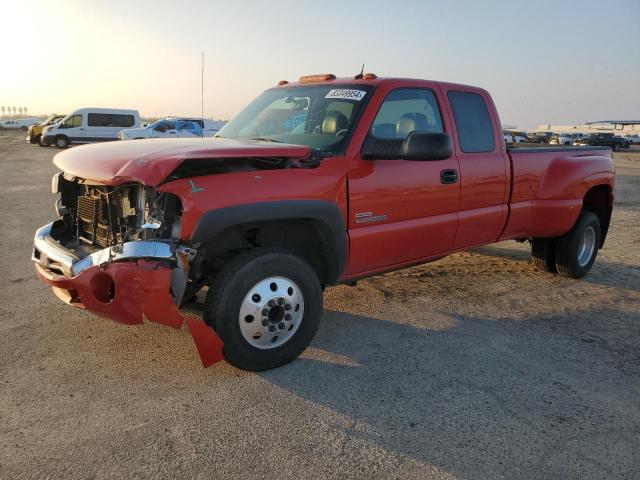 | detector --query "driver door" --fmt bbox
[345,87,460,277]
